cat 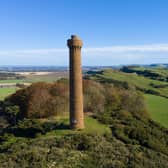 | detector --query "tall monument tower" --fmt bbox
[67,35,84,129]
